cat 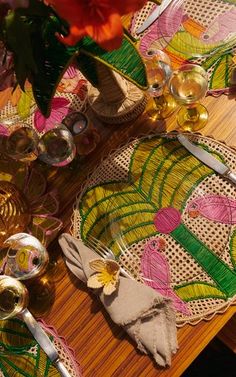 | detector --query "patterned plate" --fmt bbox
[73,133,236,325]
